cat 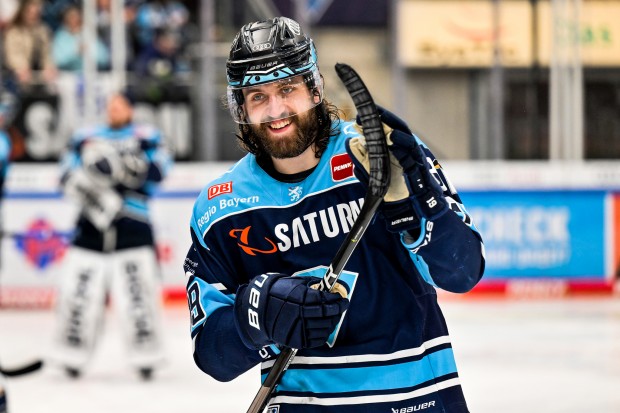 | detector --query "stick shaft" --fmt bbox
[245,63,389,413]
